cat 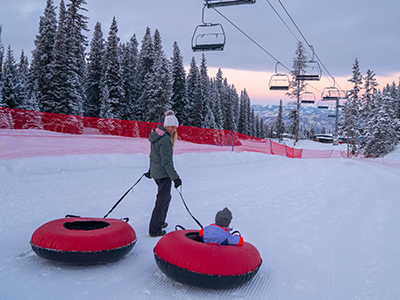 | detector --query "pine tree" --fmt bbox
[186,57,202,127]
[199,54,216,128]
[16,50,30,109]
[276,99,285,142]
[62,0,89,116]
[229,84,240,131]
[143,29,171,123]
[0,25,4,106]
[100,16,124,119]
[135,27,154,120]
[360,69,379,133]
[250,107,256,137]
[120,34,138,120]
[340,57,363,154]
[238,89,251,135]
[85,21,105,118]
[288,41,307,143]
[171,41,189,125]
[258,116,266,138]
[30,0,57,112]
[2,46,22,108]
[214,69,229,130]
[362,92,398,156]
[51,0,69,114]
[210,78,224,129]
[221,78,235,131]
